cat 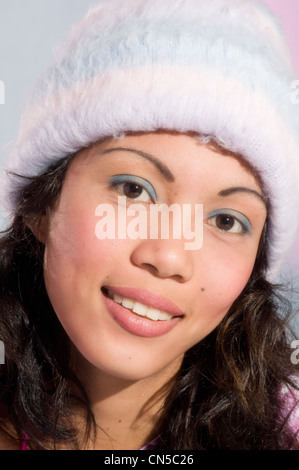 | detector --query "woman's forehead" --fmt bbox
[74,131,265,193]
